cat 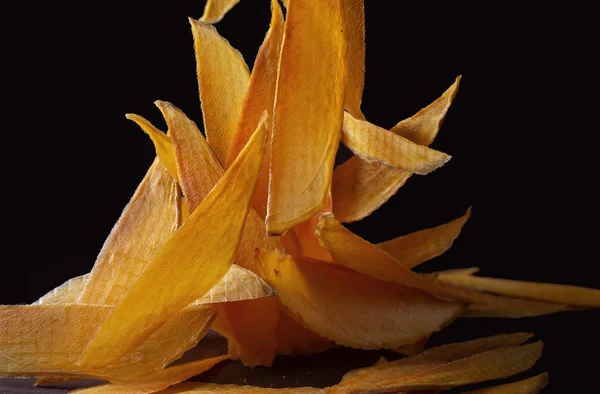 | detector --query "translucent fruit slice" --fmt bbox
[266,0,347,234]
[33,274,88,305]
[78,114,268,367]
[200,0,241,24]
